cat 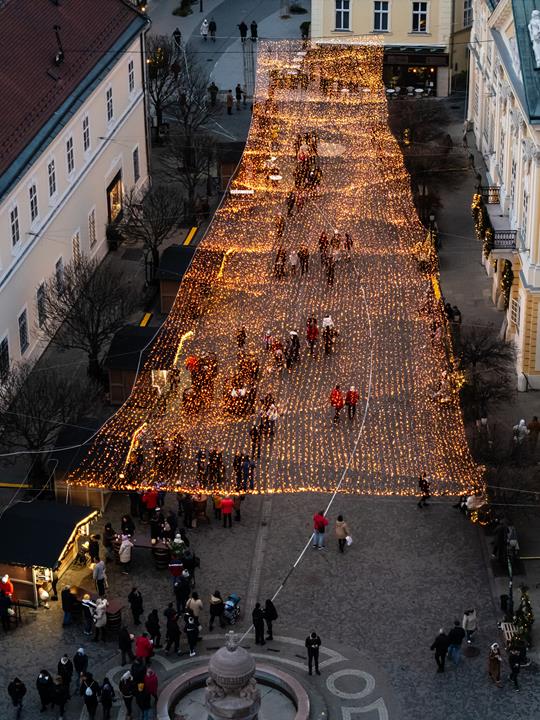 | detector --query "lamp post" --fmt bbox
[200,0,203,12]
